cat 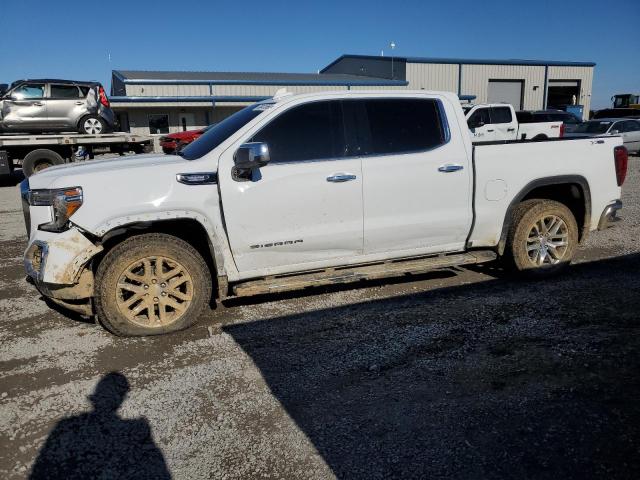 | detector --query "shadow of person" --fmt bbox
[30,372,171,480]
